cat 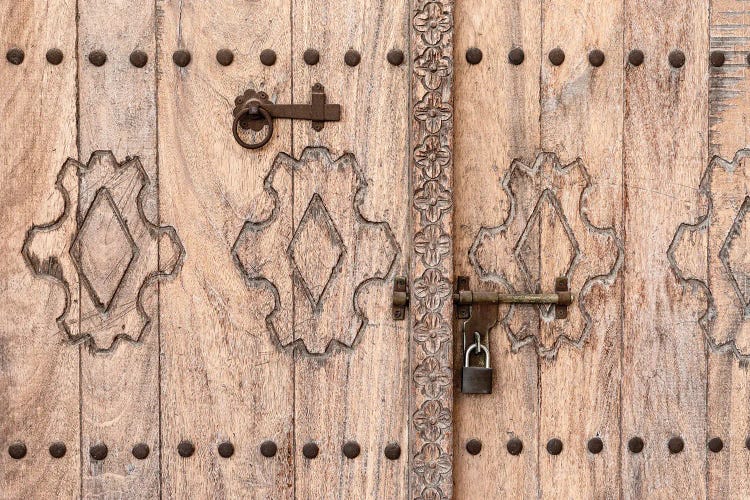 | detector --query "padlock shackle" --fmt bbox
[465,343,490,368]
